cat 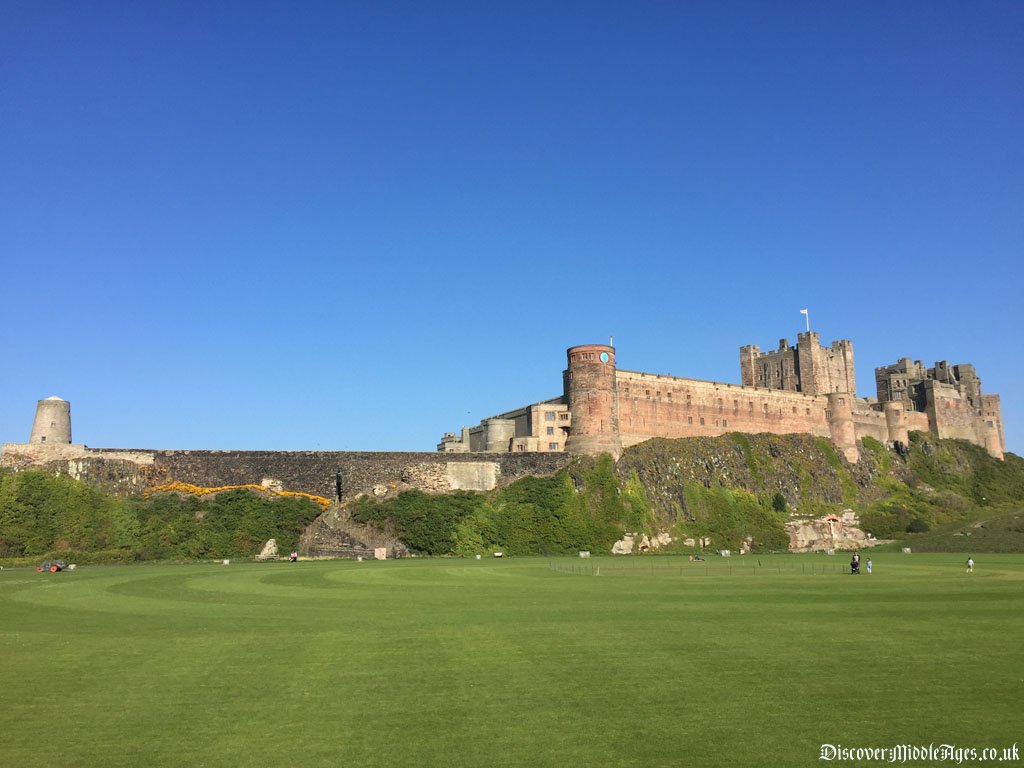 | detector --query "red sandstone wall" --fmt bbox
[905,411,931,435]
[929,389,981,443]
[615,371,832,446]
[851,408,889,442]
